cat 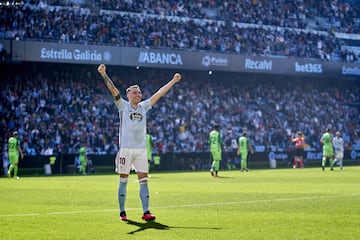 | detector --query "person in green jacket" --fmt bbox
[237,131,254,172]
[7,131,24,179]
[320,127,334,171]
[79,146,87,175]
[209,125,223,177]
